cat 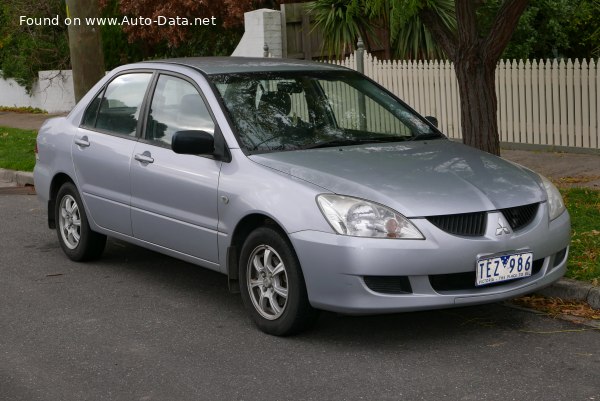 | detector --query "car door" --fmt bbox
[130,73,221,264]
[72,72,153,235]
